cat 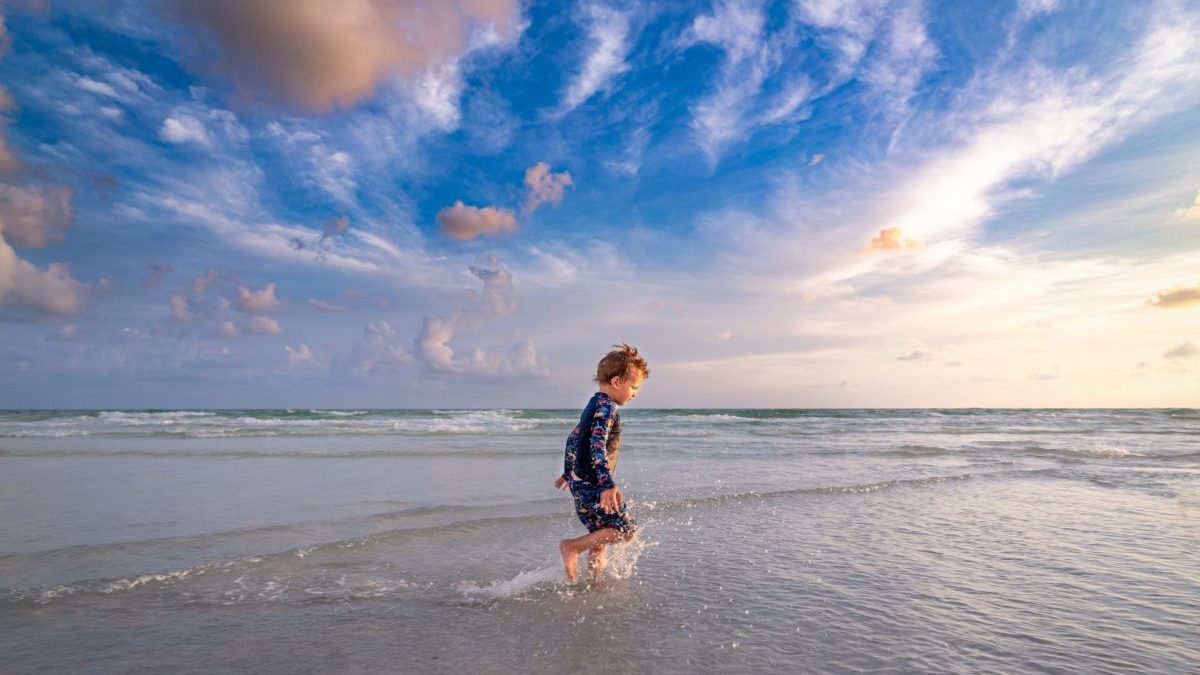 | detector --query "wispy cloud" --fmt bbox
[558,2,634,114]
[681,0,798,165]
